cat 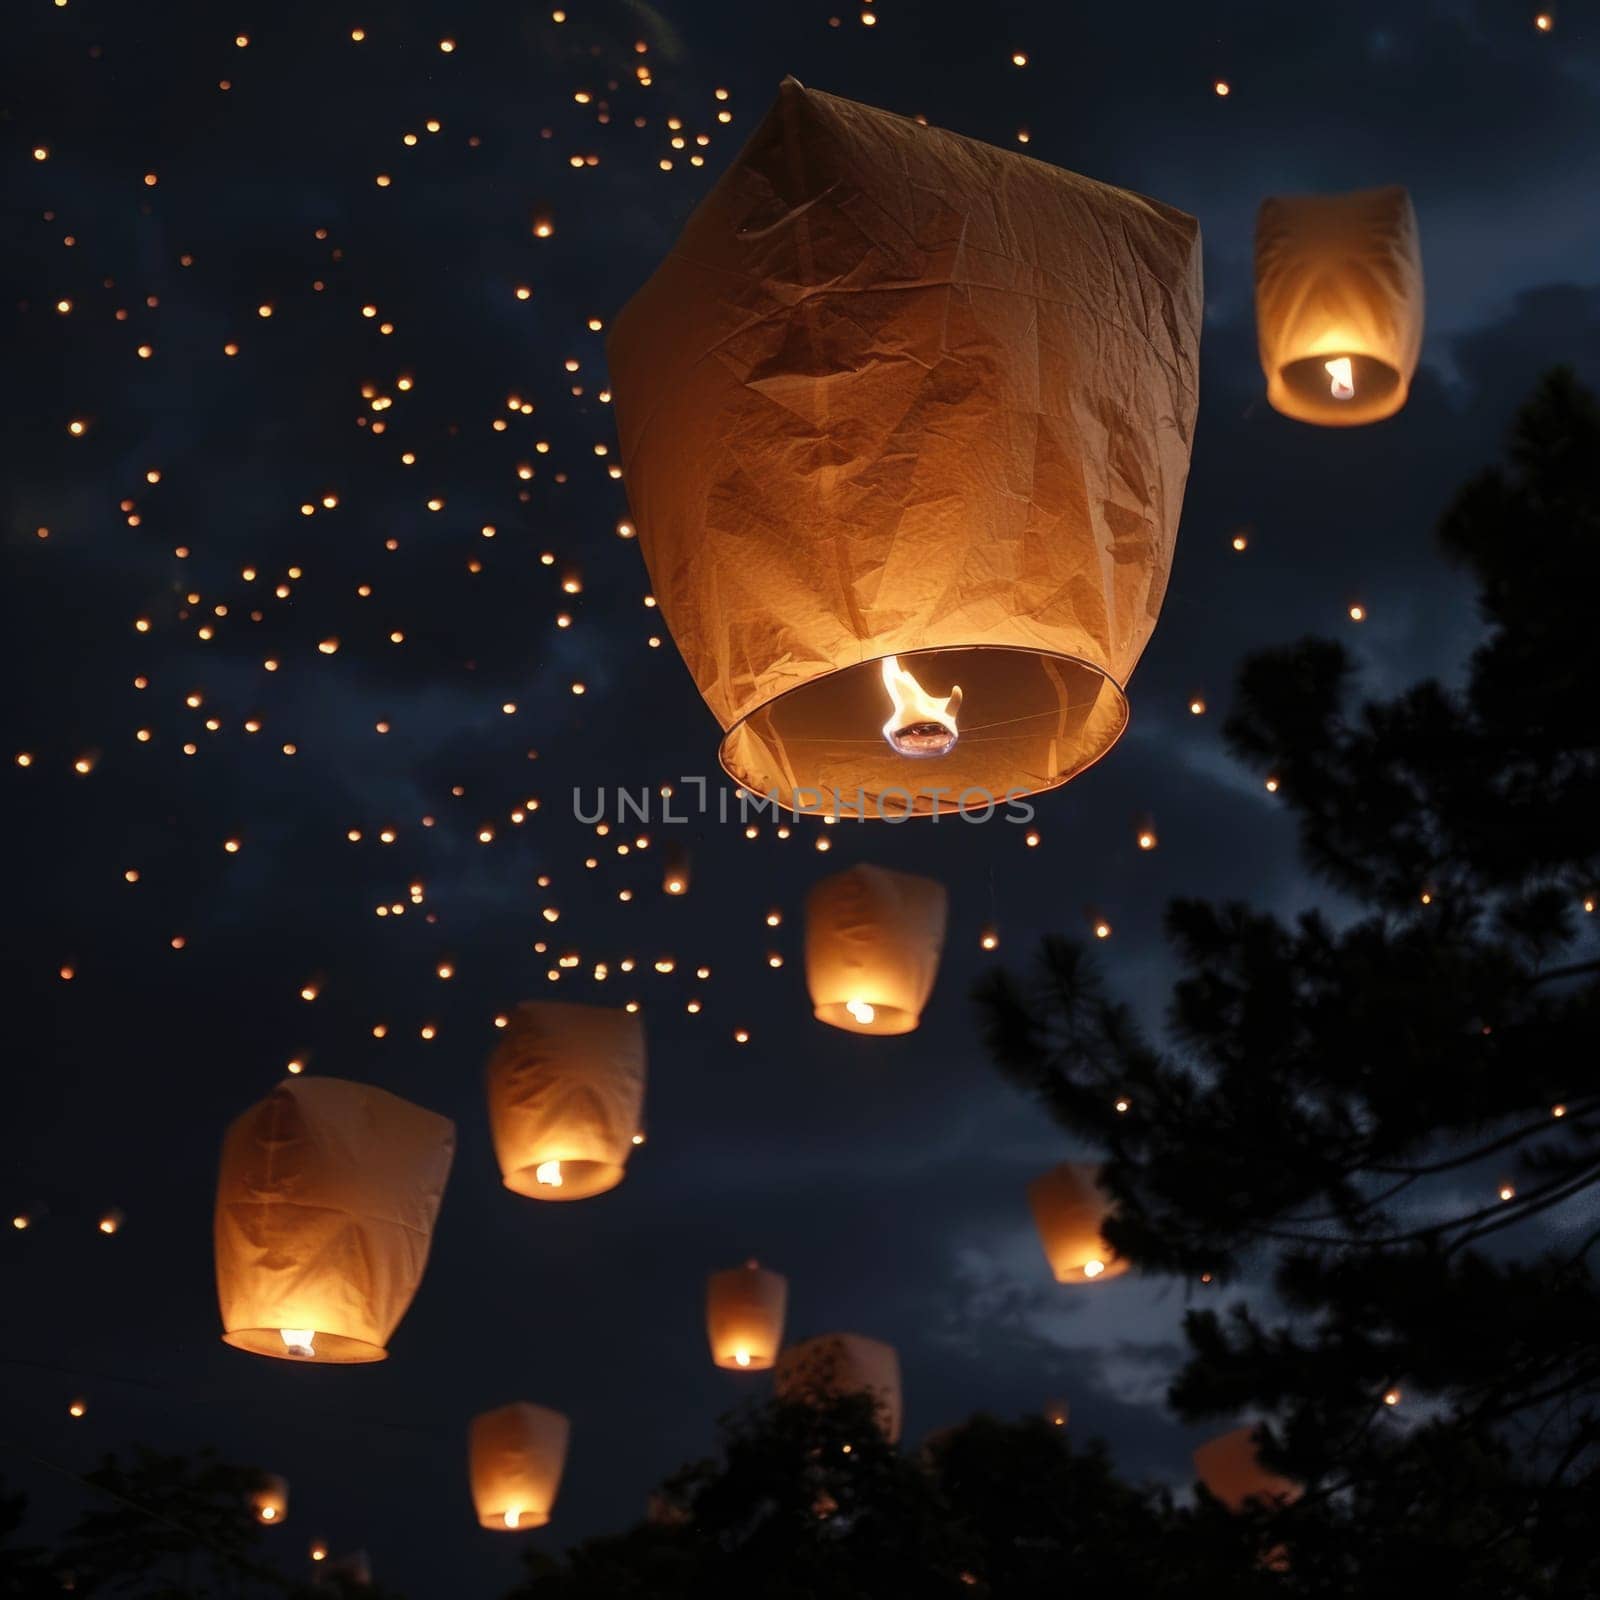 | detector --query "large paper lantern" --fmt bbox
[248,1473,289,1525]
[706,1260,788,1370]
[608,80,1203,817]
[775,1333,903,1443]
[469,1403,570,1531]
[1028,1162,1128,1284]
[805,863,946,1035]
[1193,1425,1300,1511]
[215,1077,455,1363]
[486,1001,646,1200]
[1255,185,1423,426]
